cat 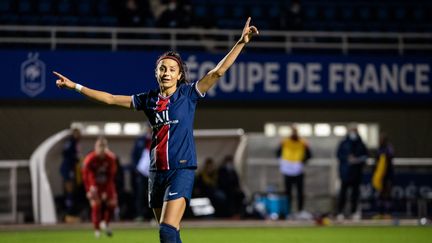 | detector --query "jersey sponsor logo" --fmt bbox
[20,53,46,97]
[155,110,169,123]
[153,106,179,129]
[168,192,178,196]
